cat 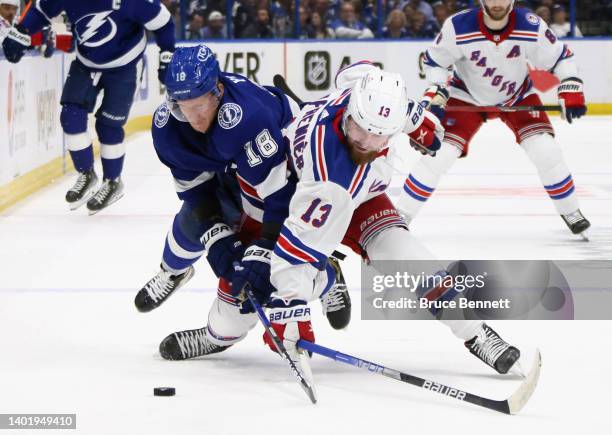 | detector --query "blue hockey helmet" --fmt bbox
[165,45,221,102]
